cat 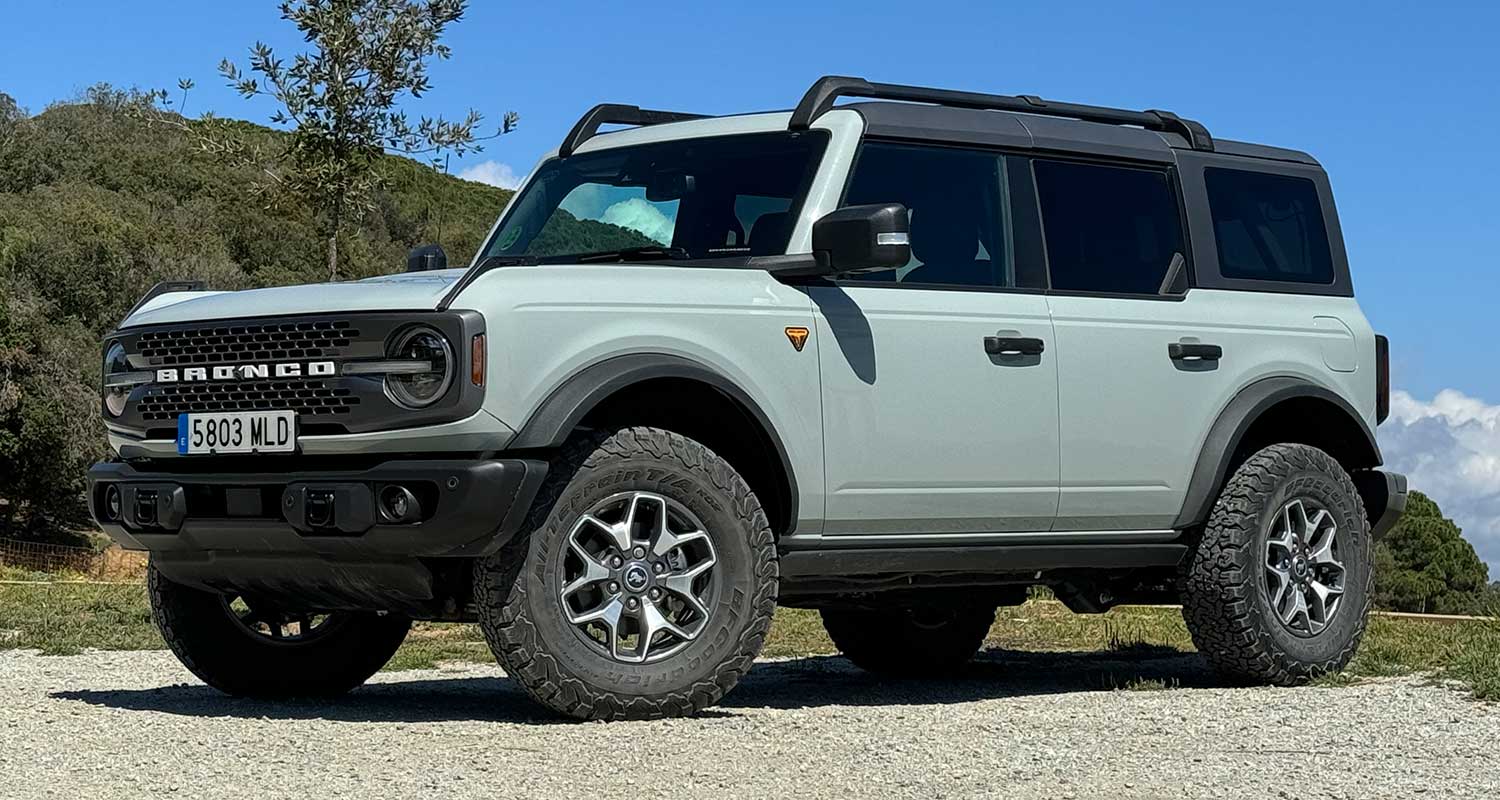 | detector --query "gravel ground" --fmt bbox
[3,648,1497,800]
